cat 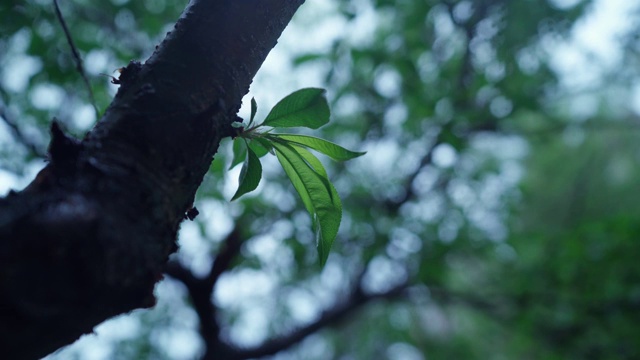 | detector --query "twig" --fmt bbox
[53,0,100,119]
[384,129,443,212]
[0,104,45,158]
